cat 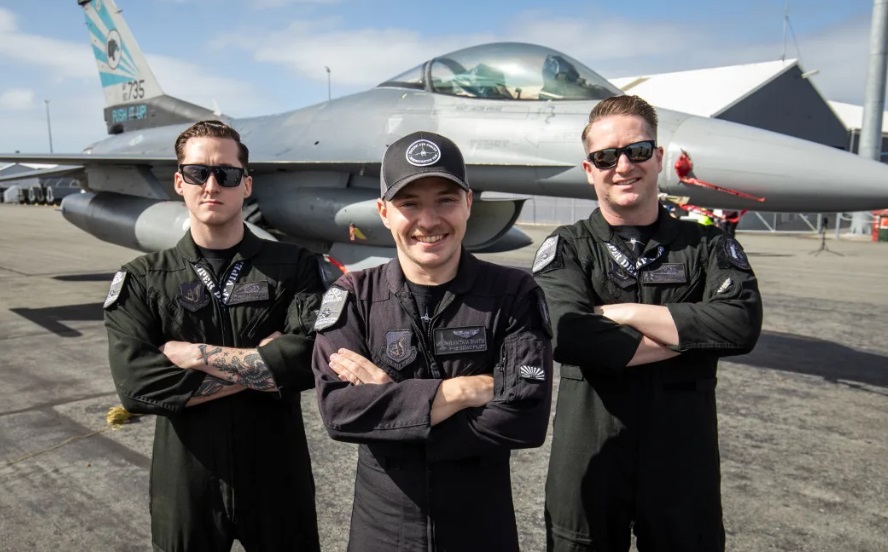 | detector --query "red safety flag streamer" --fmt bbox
[674,151,766,203]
